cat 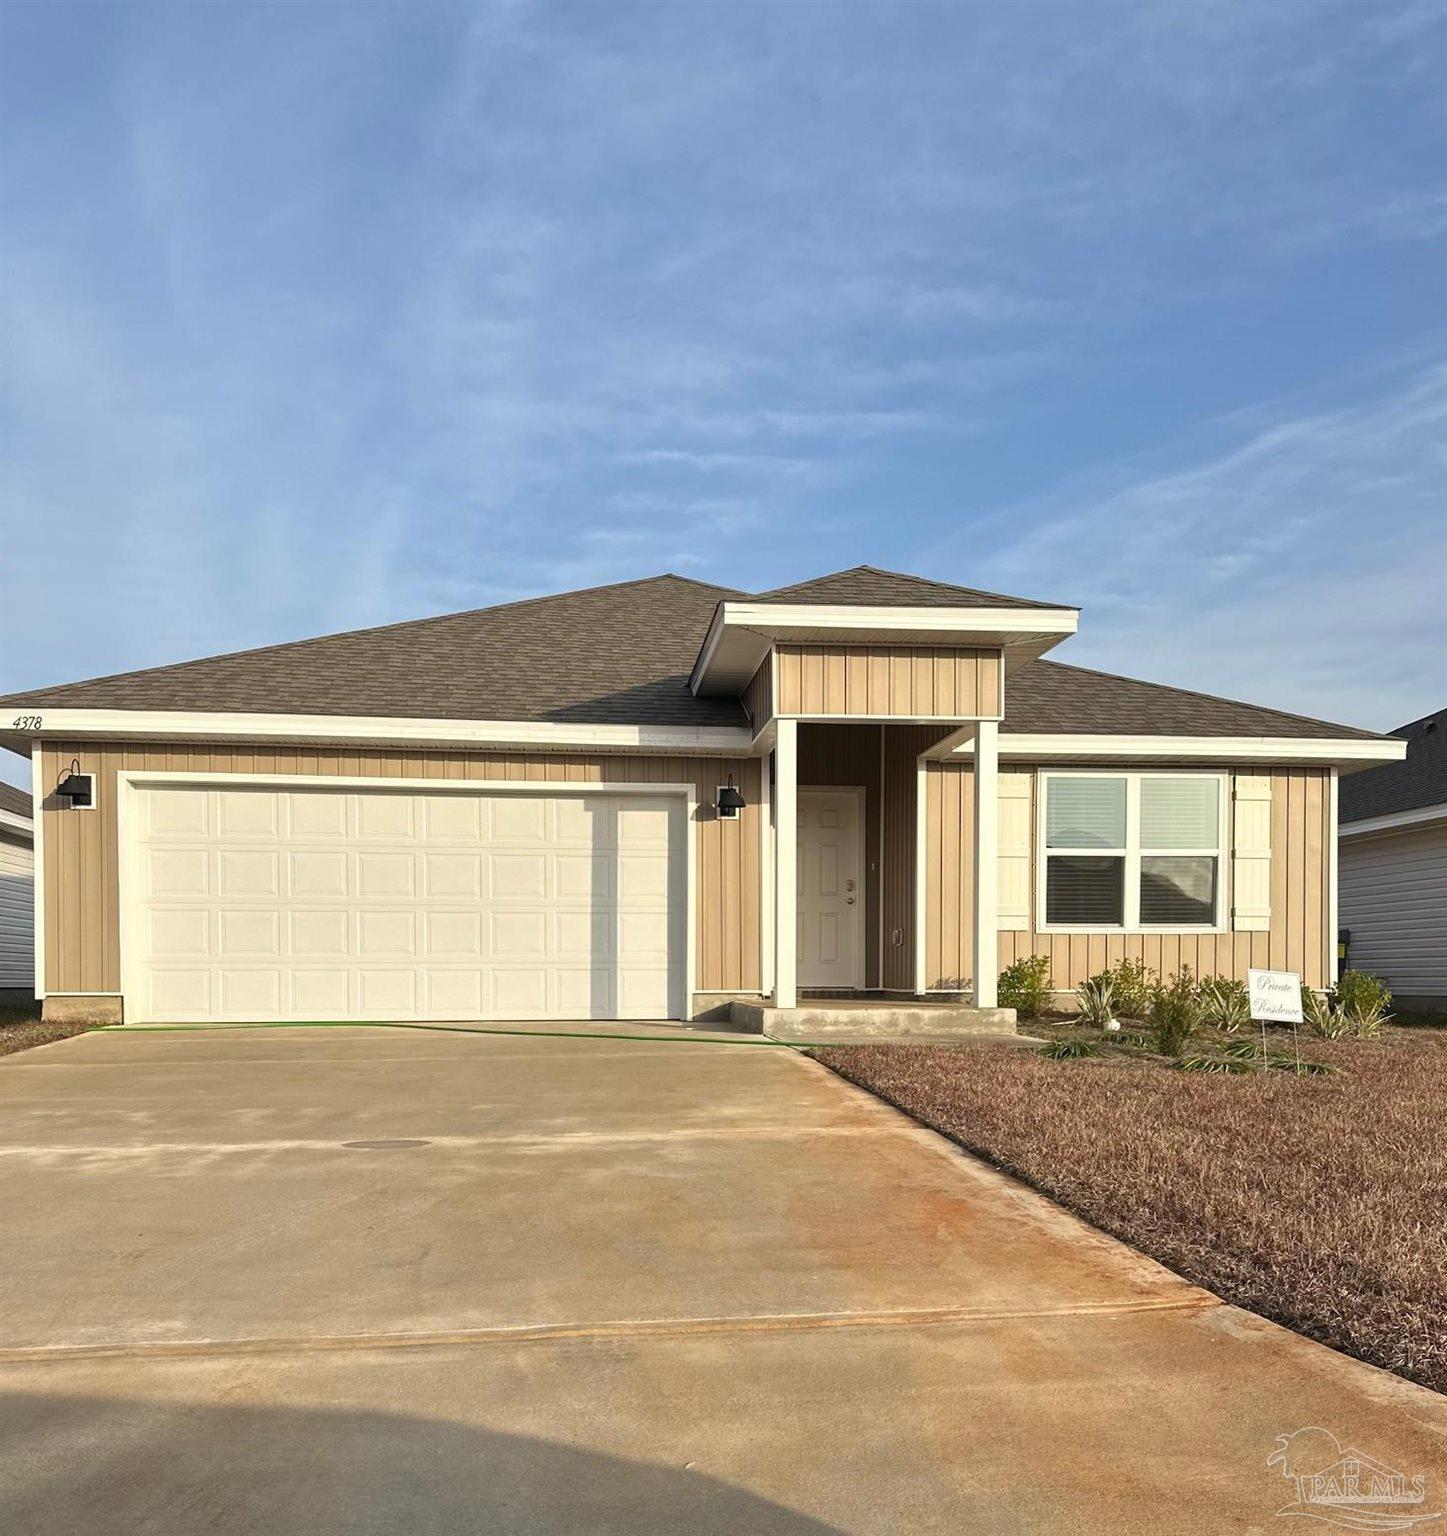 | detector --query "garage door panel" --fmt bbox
[149,790,210,838]
[129,785,684,1022]
[148,849,211,897]
[289,792,349,838]
[290,909,351,958]
[220,970,282,1015]
[219,851,279,897]
[290,969,349,1016]
[426,969,484,1014]
[358,911,417,957]
[289,850,349,897]
[421,795,484,842]
[423,852,483,897]
[218,910,281,957]
[358,852,415,898]
[148,969,210,1018]
[555,853,610,900]
[493,968,549,1015]
[491,853,546,899]
[149,909,210,959]
[425,911,484,957]
[218,791,279,838]
[358,796,415,840]
[493,798,547,842]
